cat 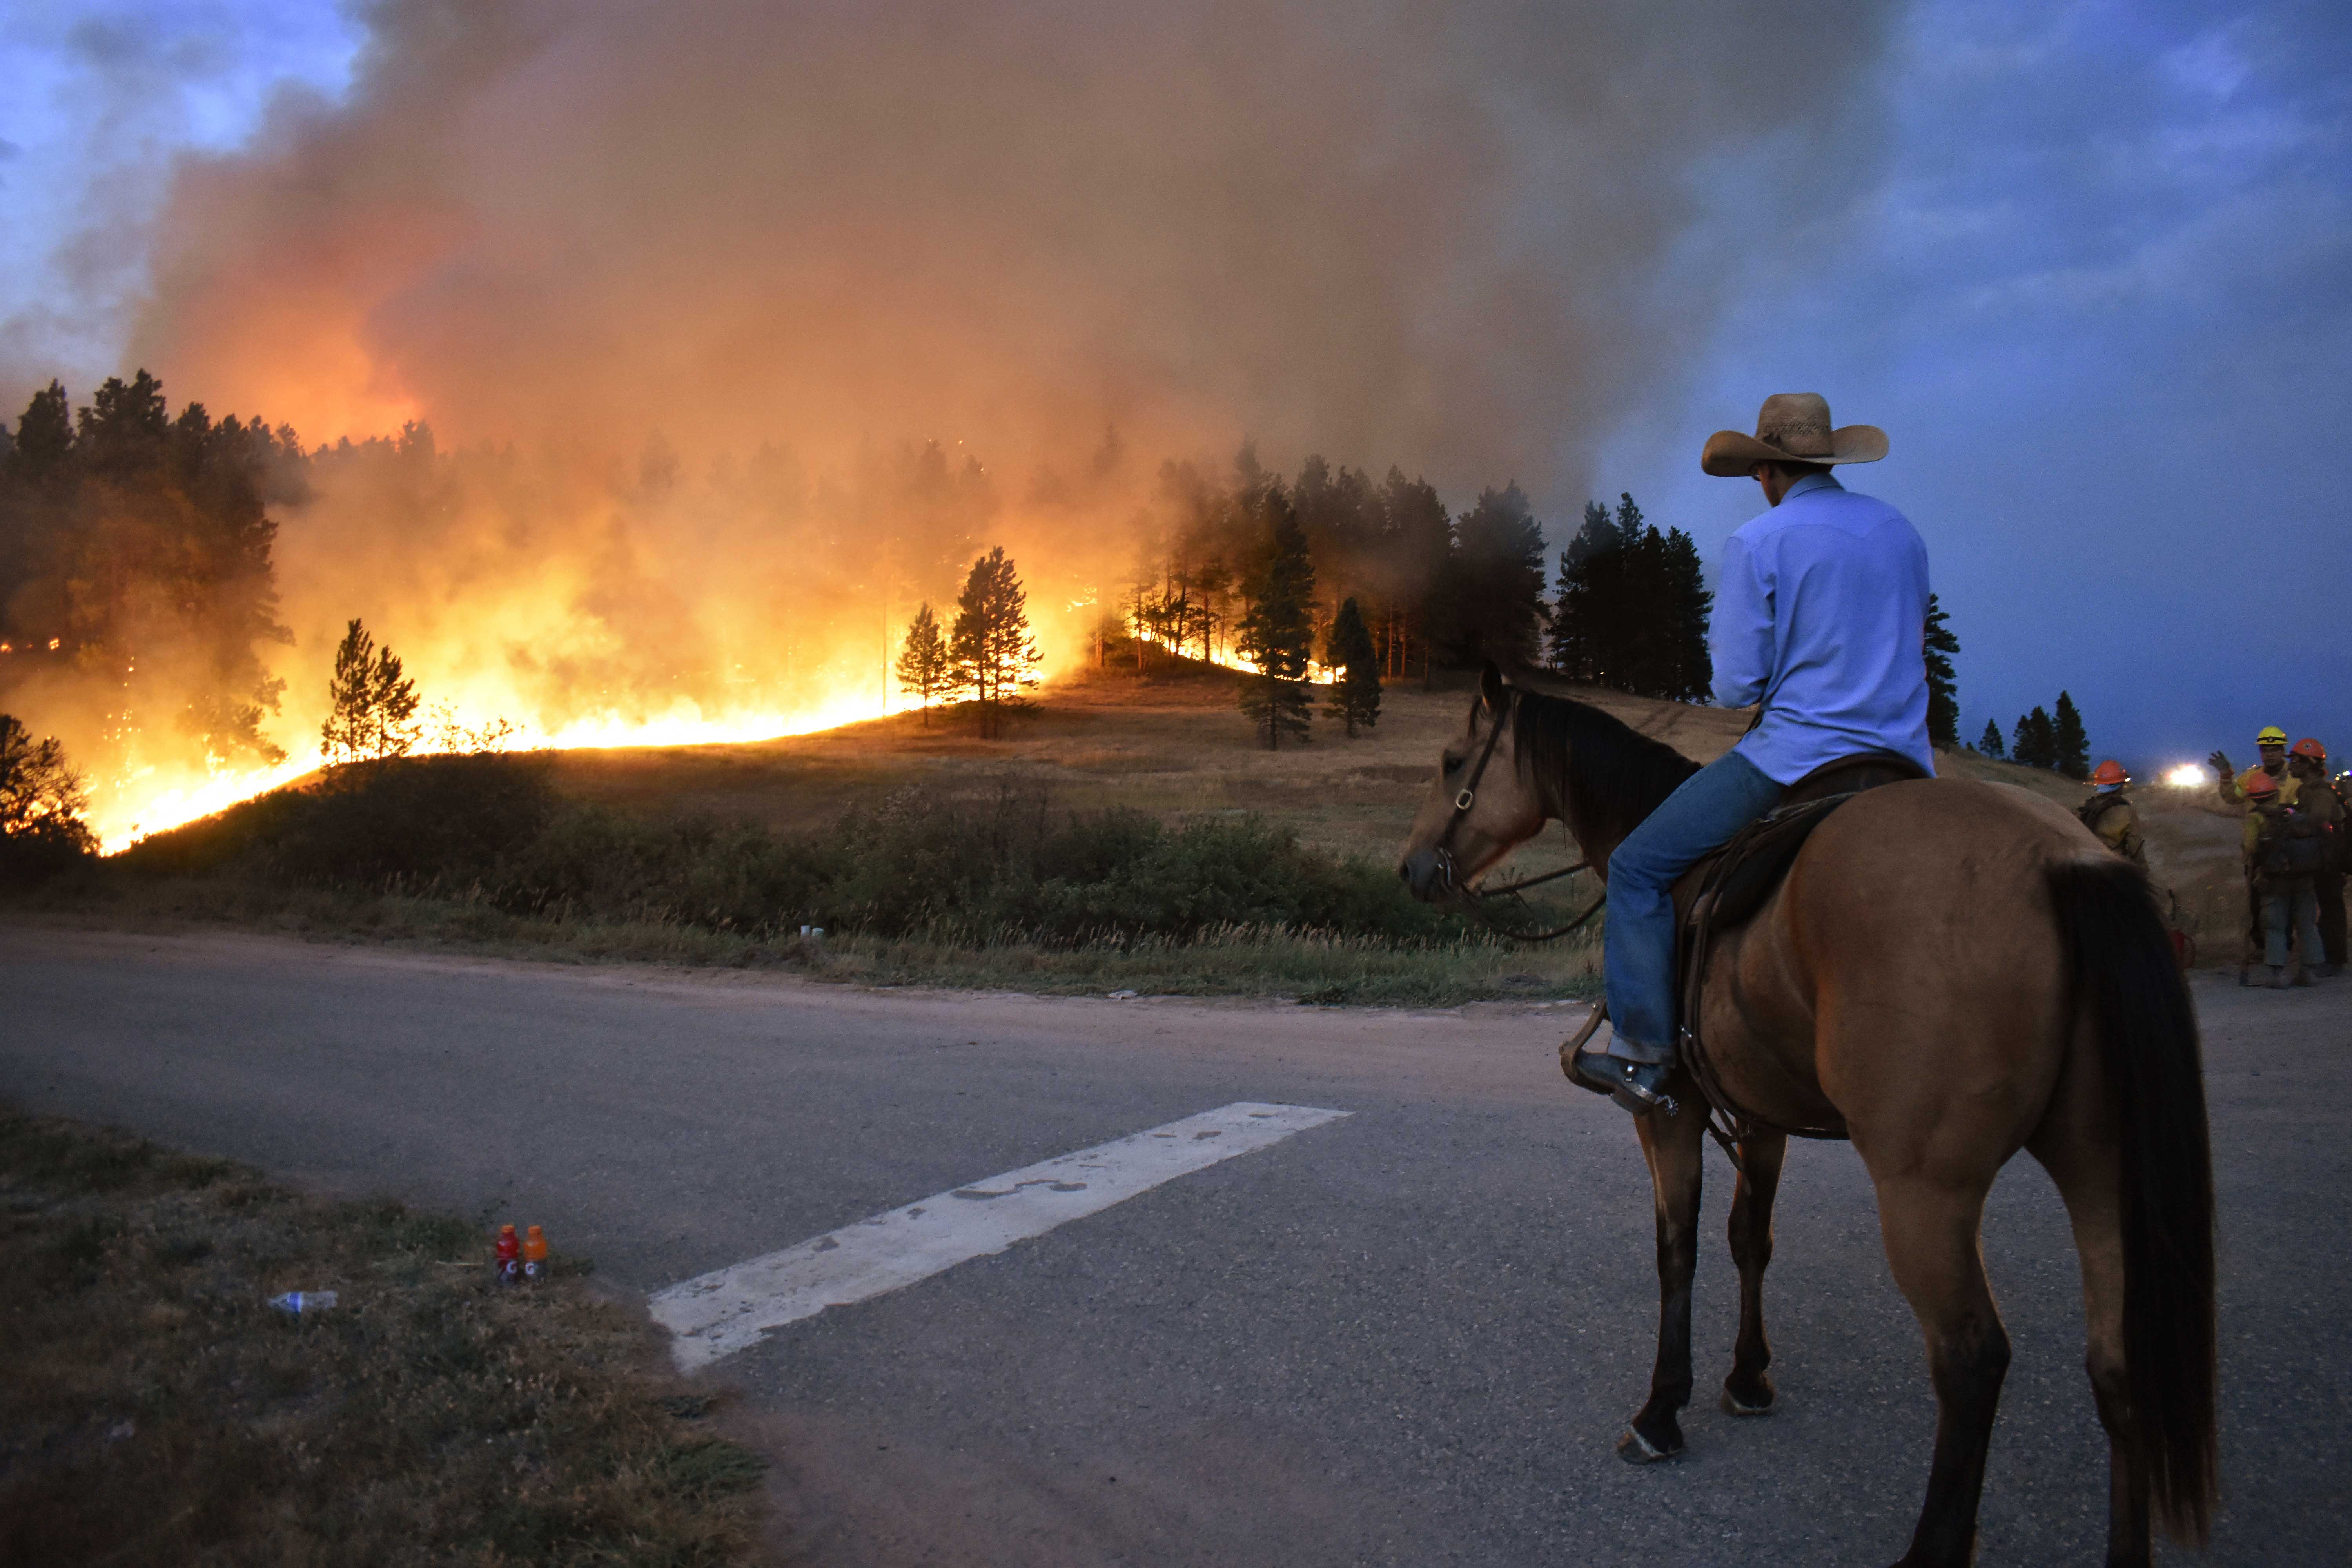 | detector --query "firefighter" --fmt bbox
[2215,725,2300,968]
[2076,759,2146,869]
[2243,770,2326,987]
[2212,725,2299,806]
[2288,739,2346,975]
